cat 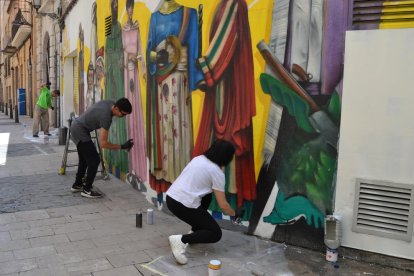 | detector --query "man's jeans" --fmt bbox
[75,140,100,190]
